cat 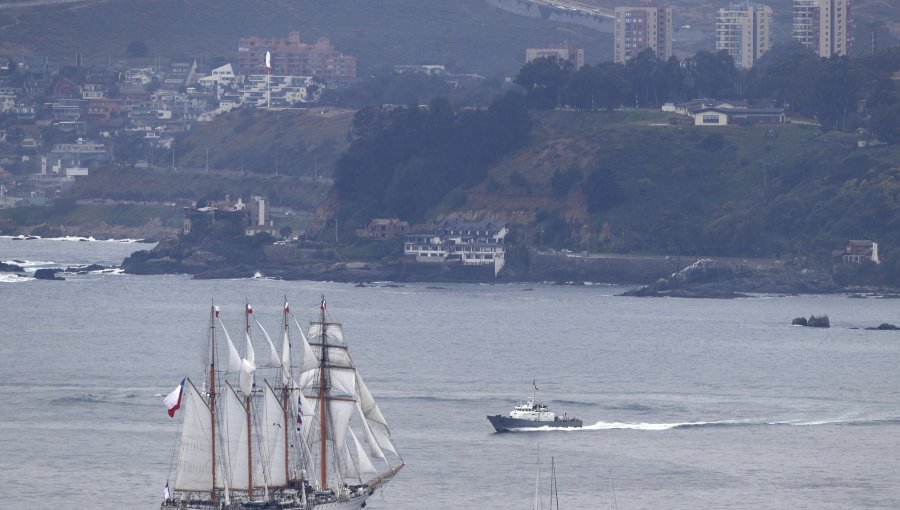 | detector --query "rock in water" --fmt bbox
[792,317,808,326]
[33,268,64,281]
[806,315,830,328]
